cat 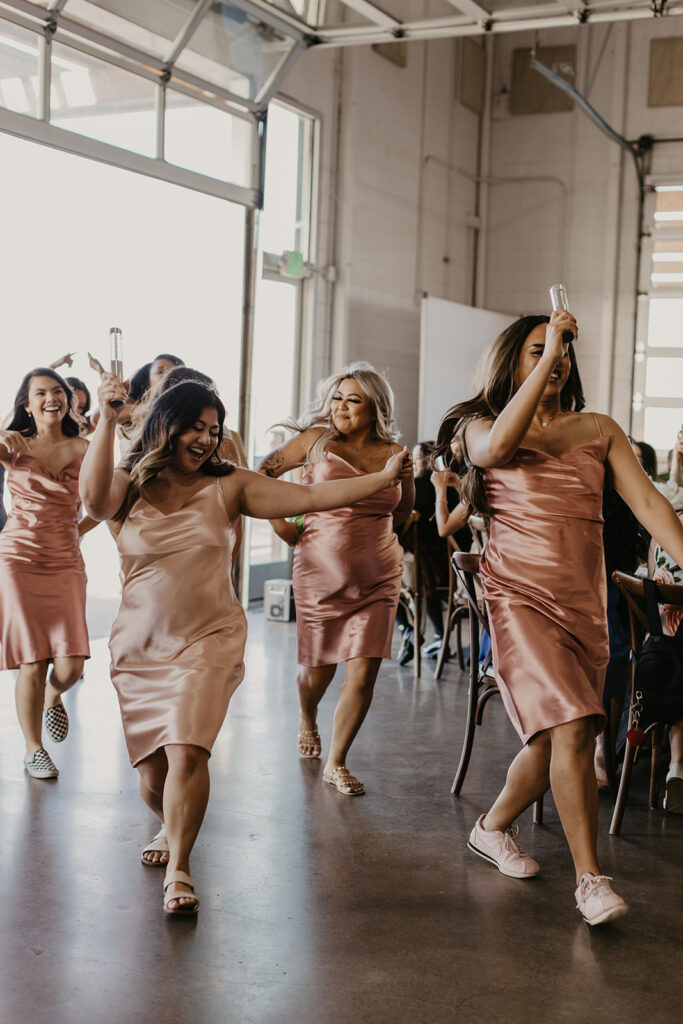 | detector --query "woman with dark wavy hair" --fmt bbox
[0,368,92,780]
[80,373,410,917]
[433,311,683,926]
